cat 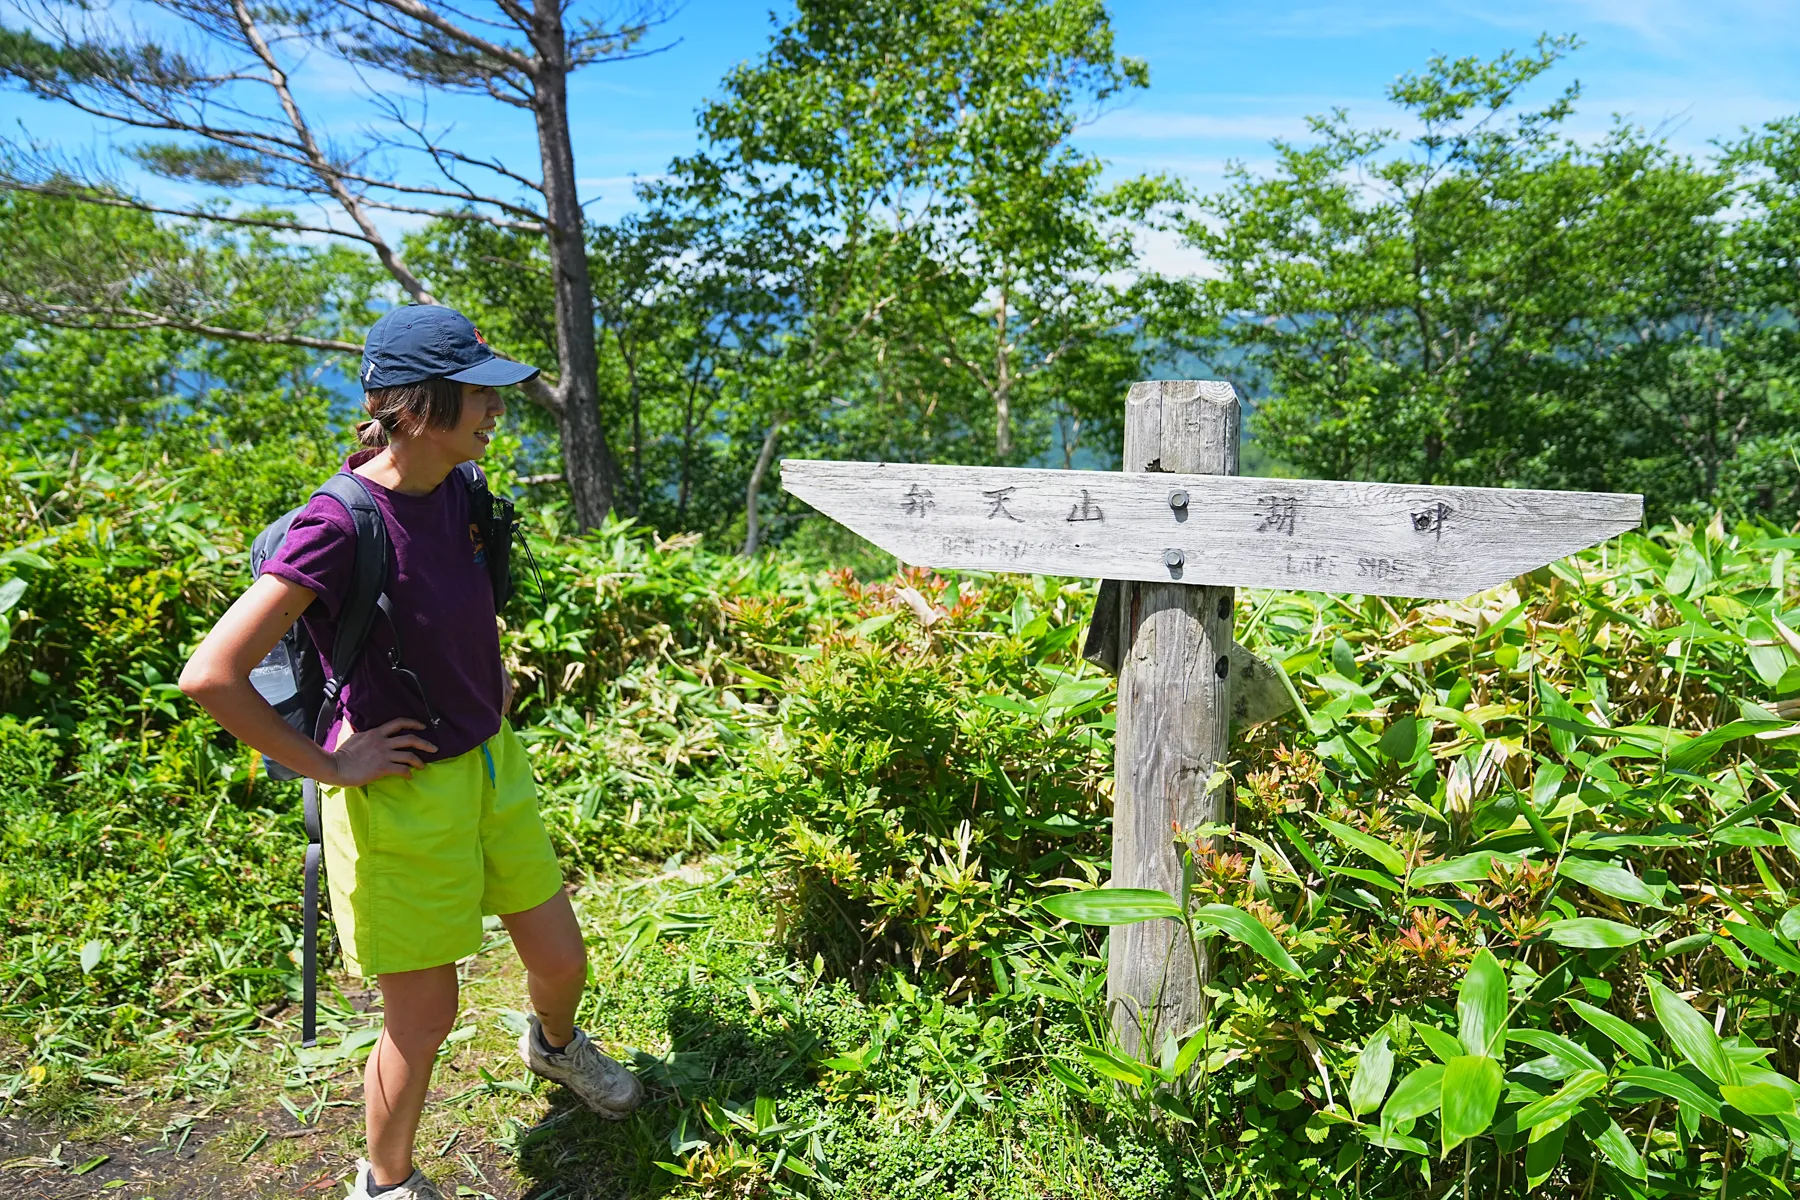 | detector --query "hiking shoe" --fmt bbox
[346,1161,445,1199]
[519,1014,645,1119]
